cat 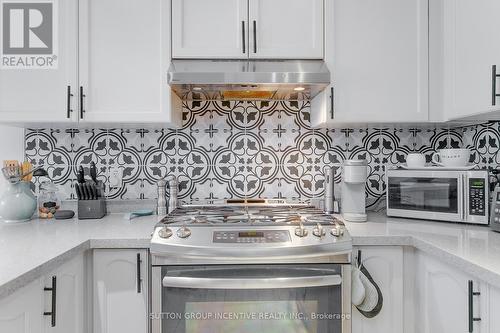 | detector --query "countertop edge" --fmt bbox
[354,235,500,290]
[3,233,500,299]
[0,240,91,300]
